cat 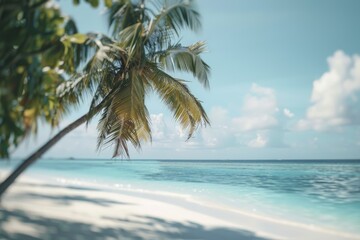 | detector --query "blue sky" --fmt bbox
[15,0,360,159]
